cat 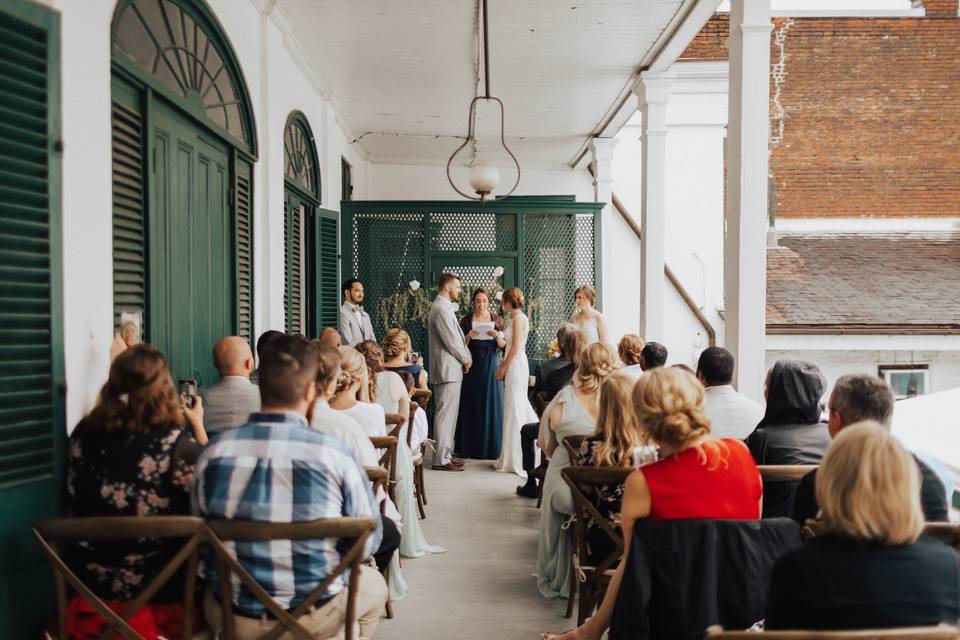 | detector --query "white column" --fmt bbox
[633,71,673,342]
[724,0,772,401]
[589,138,618,312]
